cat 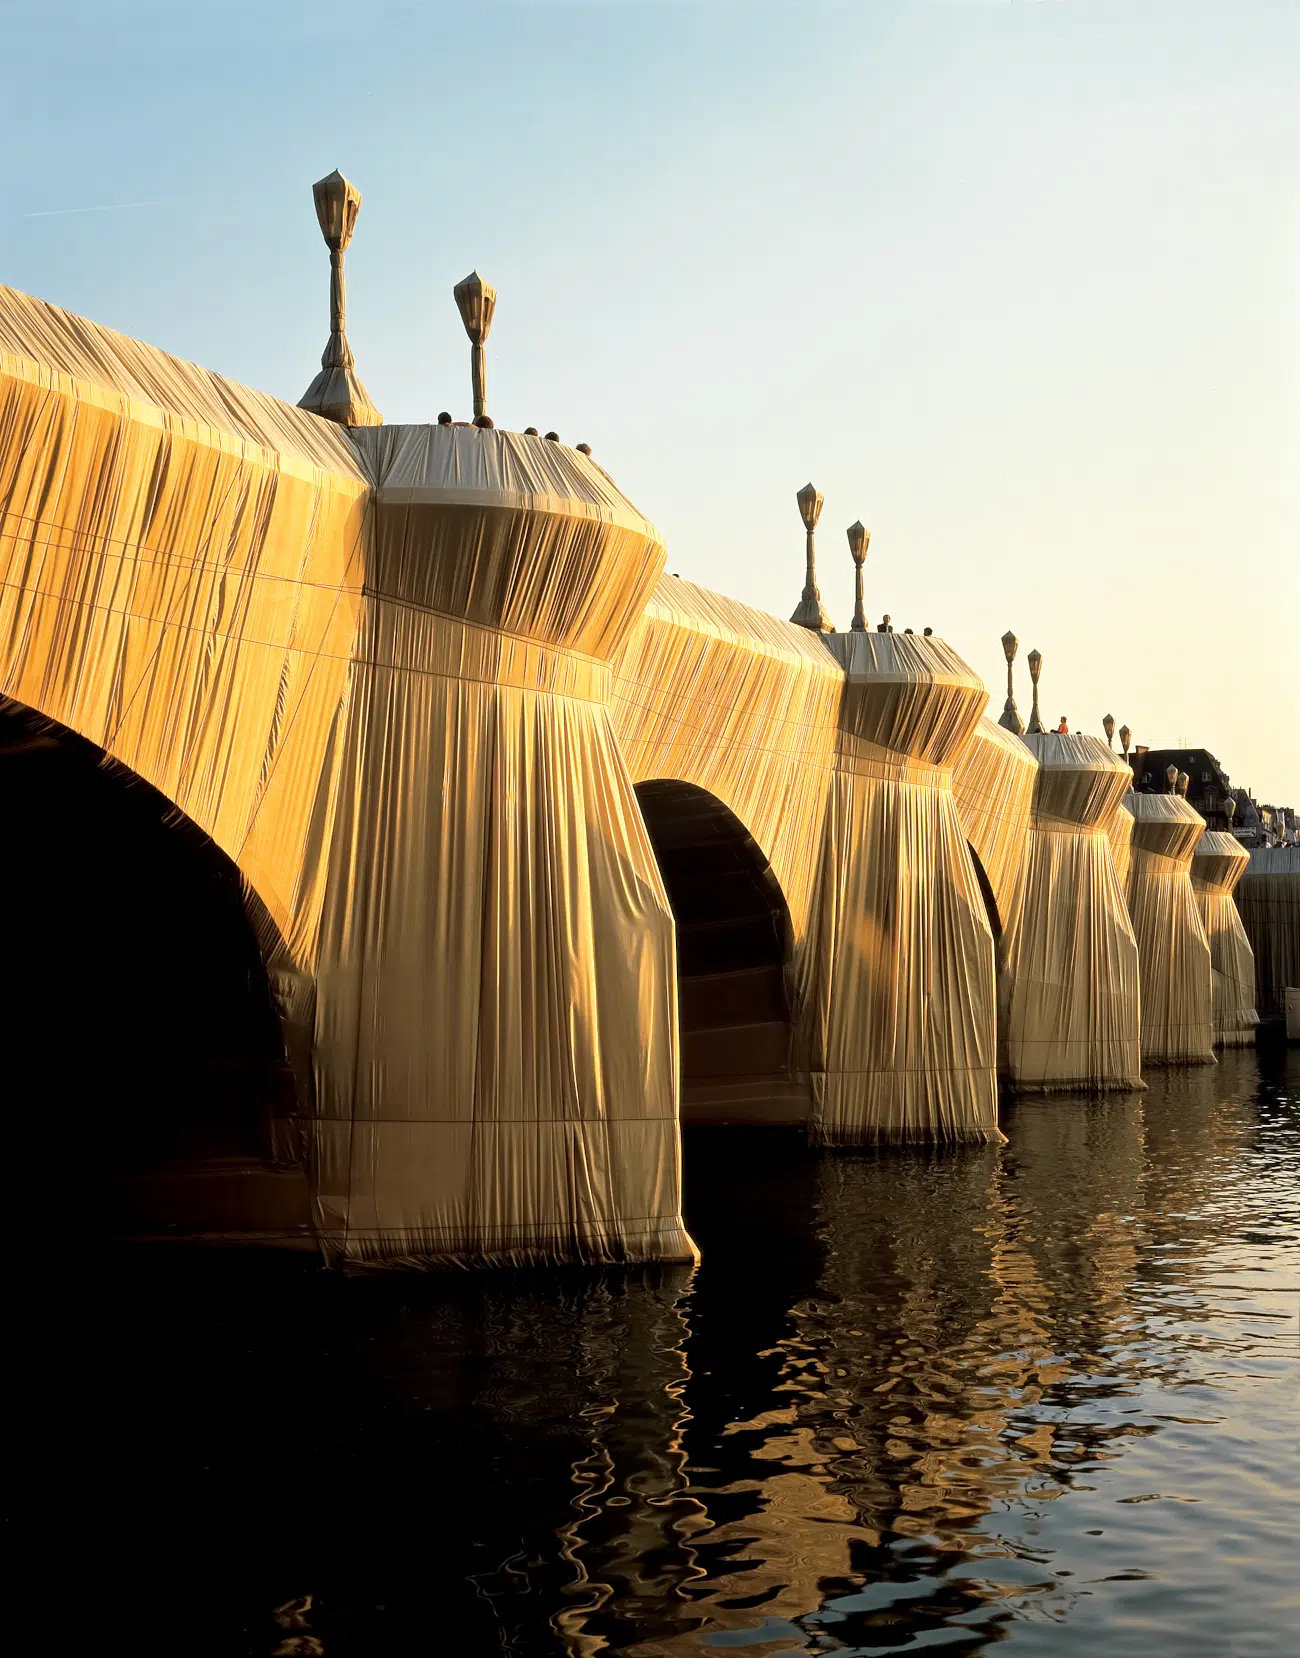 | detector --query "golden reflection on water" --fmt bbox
[539,1050,1295,1657]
